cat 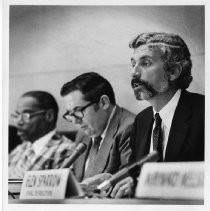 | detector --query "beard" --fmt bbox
[131,76,169,100]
